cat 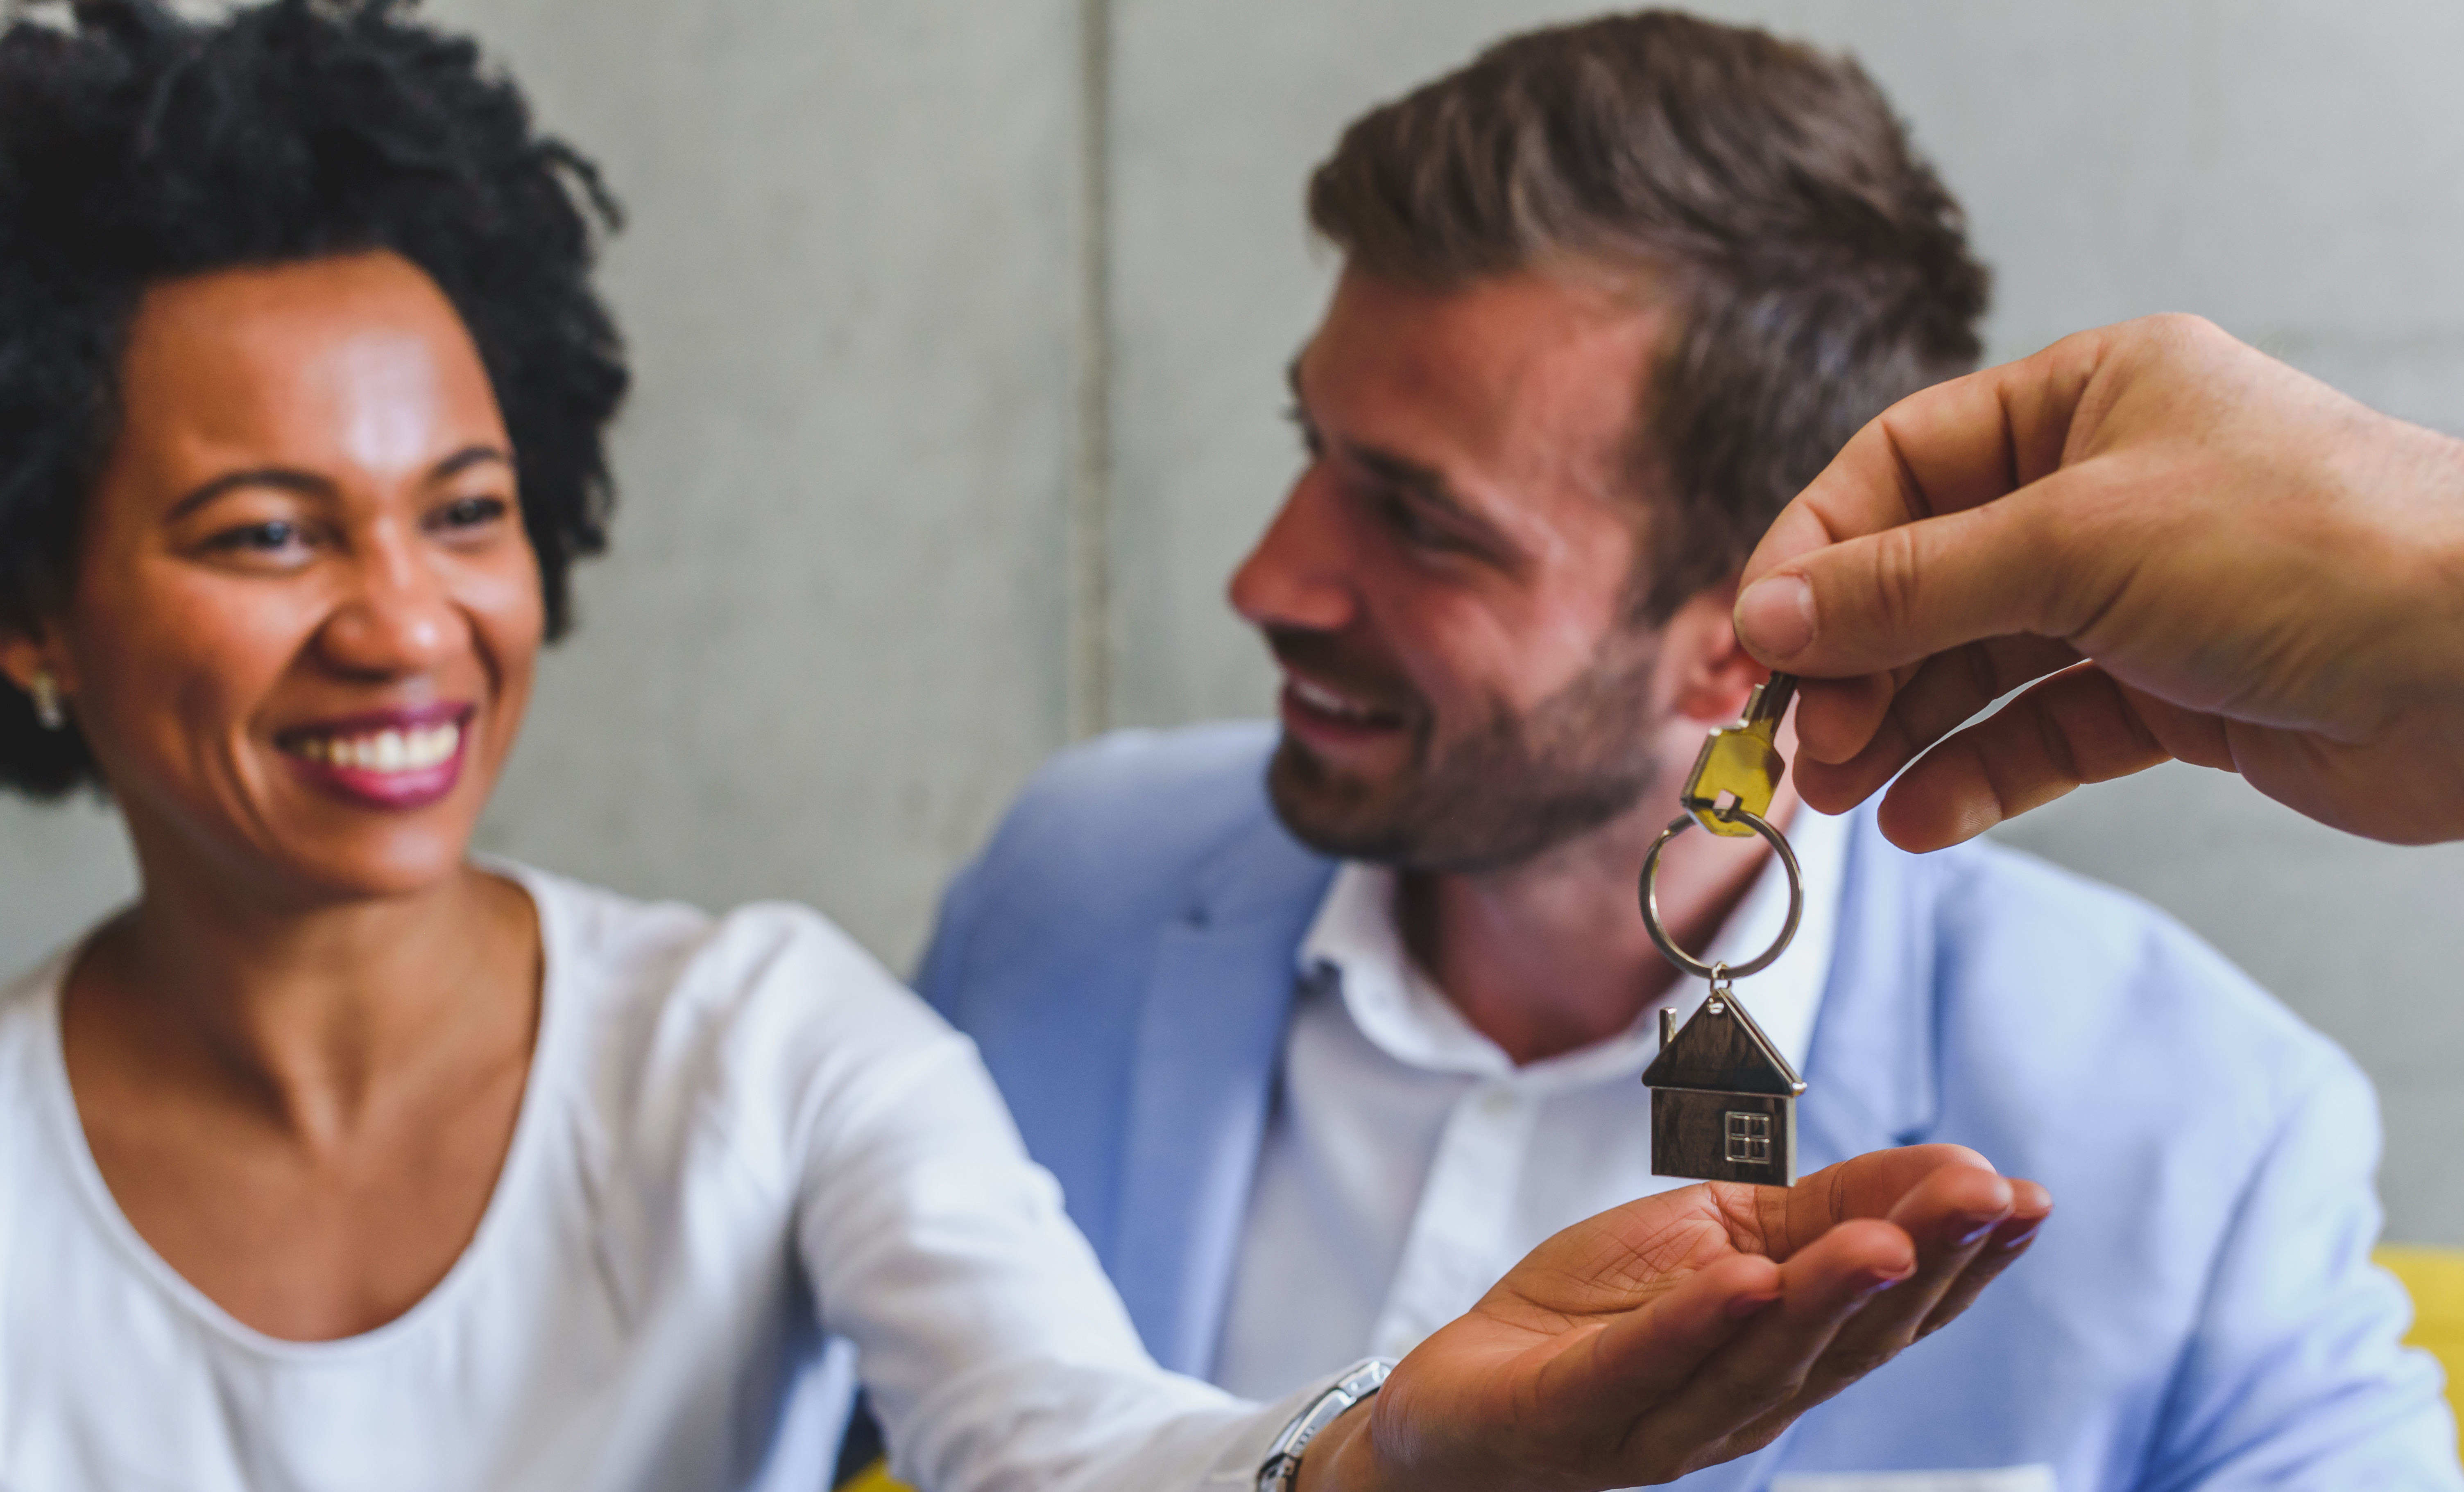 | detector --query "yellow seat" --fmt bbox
[2378,1244,2464,1455]
[840,1460,913,1492]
